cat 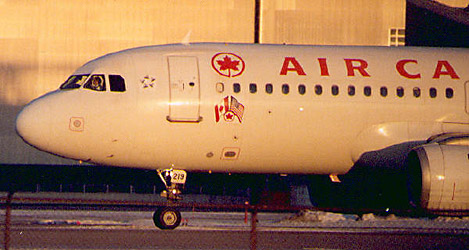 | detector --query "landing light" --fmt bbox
[329,174,341,183]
